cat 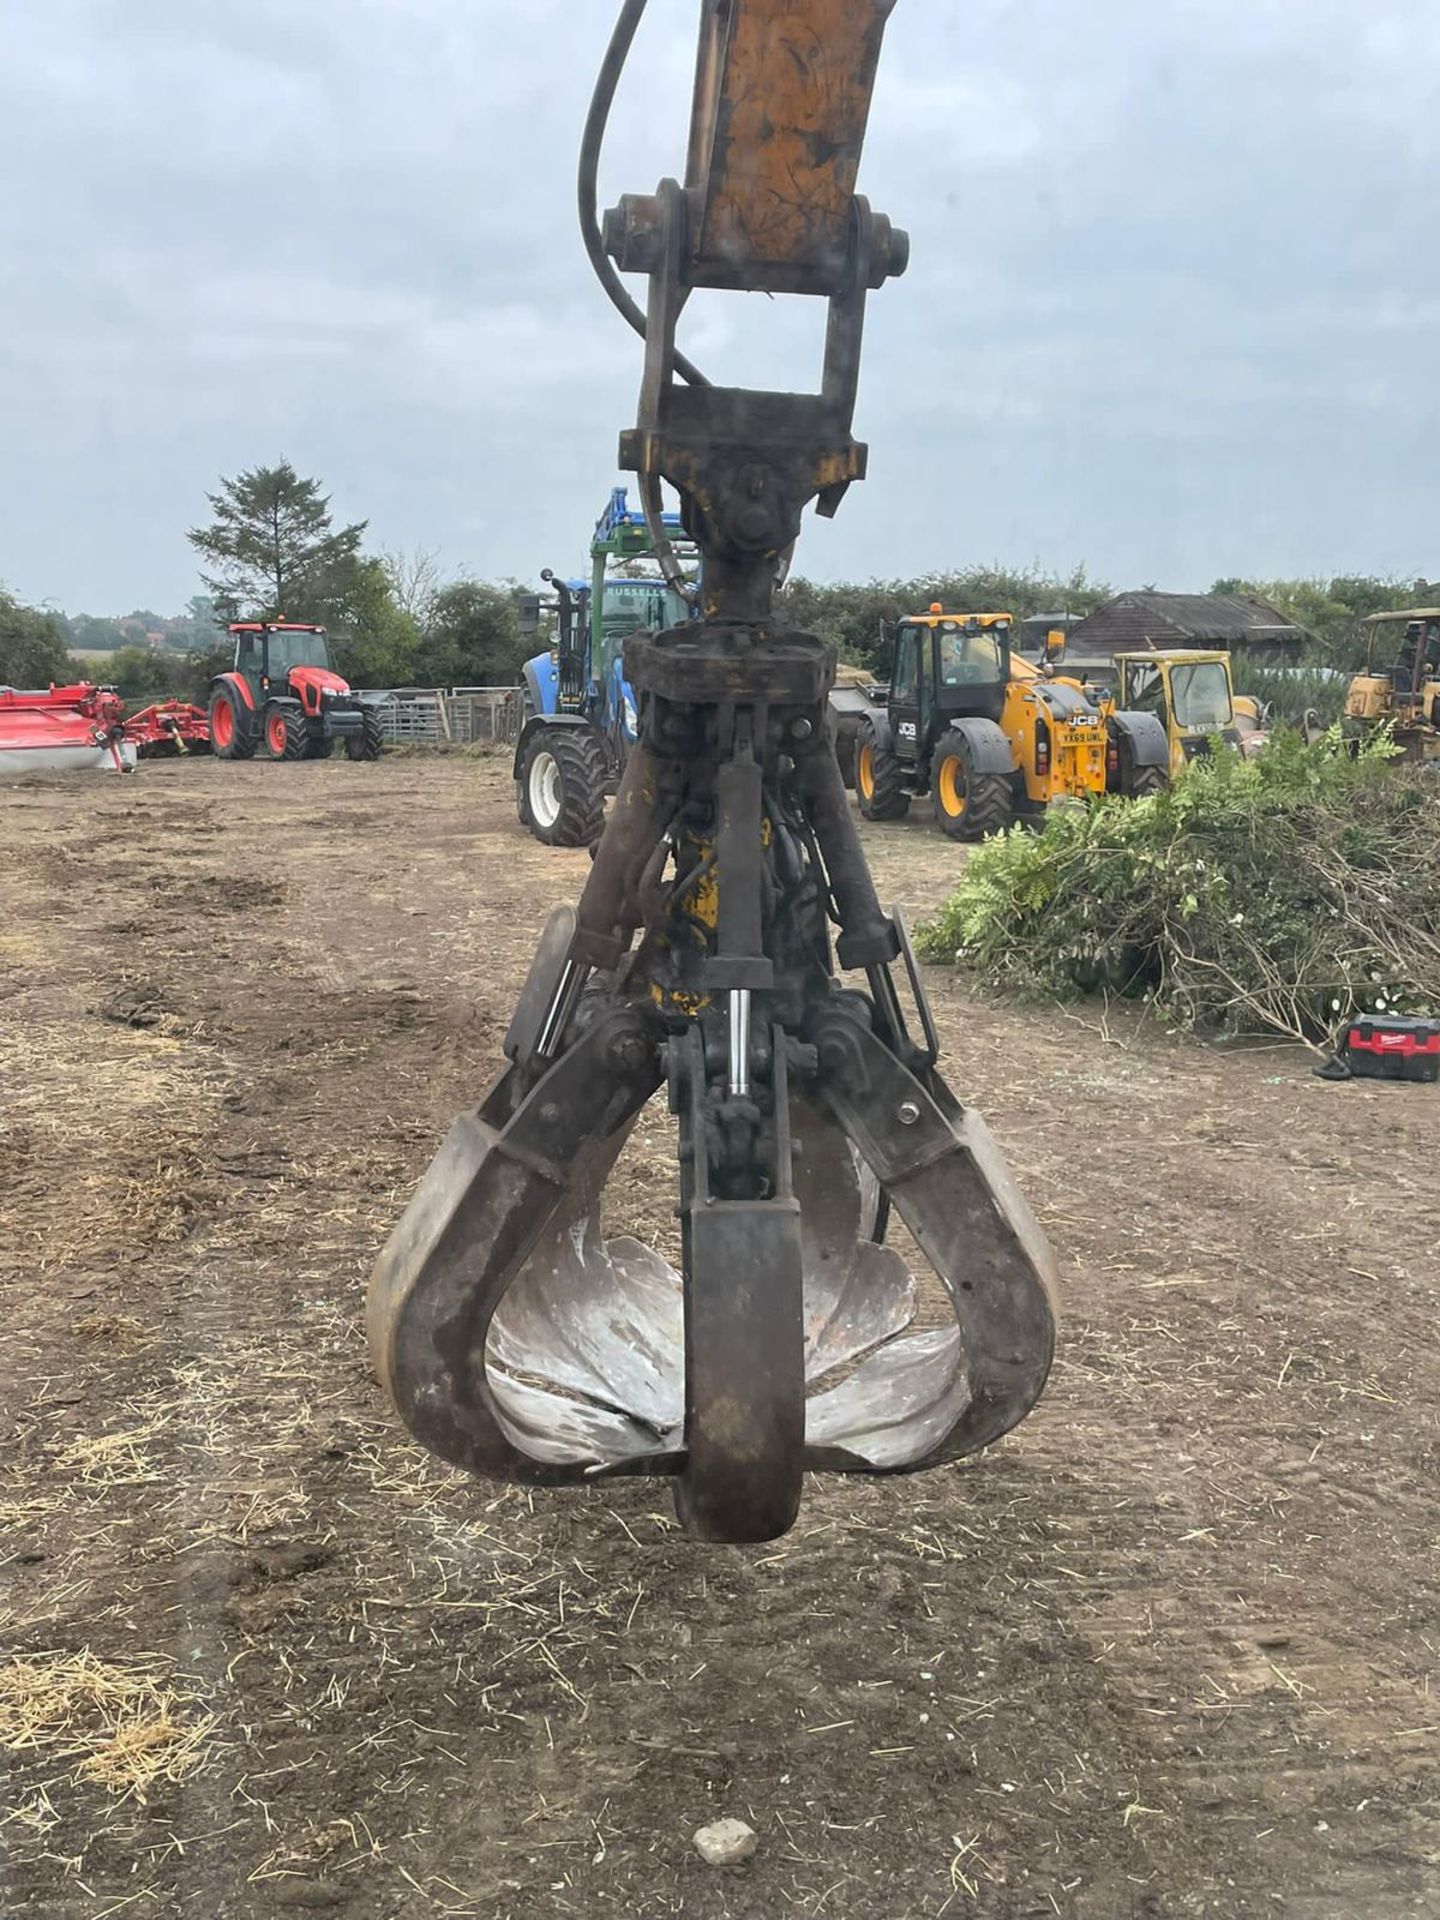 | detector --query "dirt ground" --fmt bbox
[1,751,1436,1920]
